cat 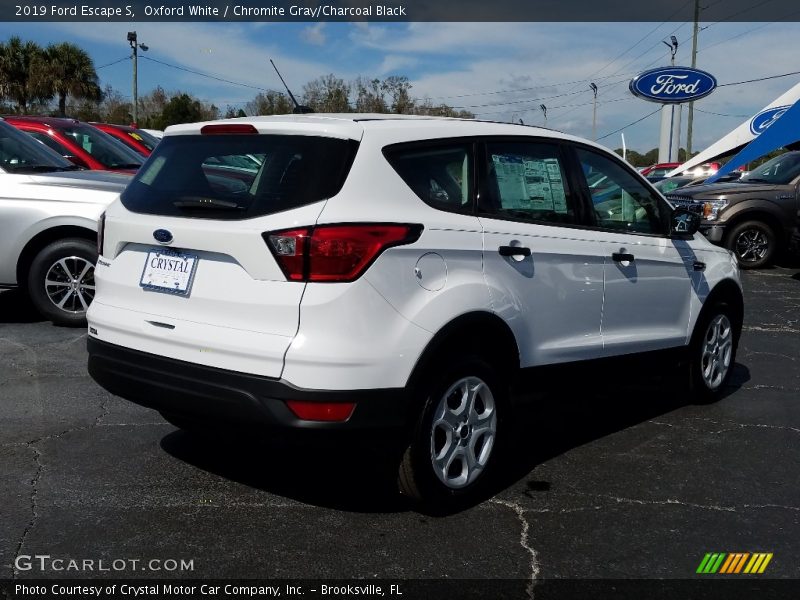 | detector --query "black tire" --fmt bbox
[686,301,740,403]
[724,220,777,269]
[27,238,97,327]
[398,356,507,509]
